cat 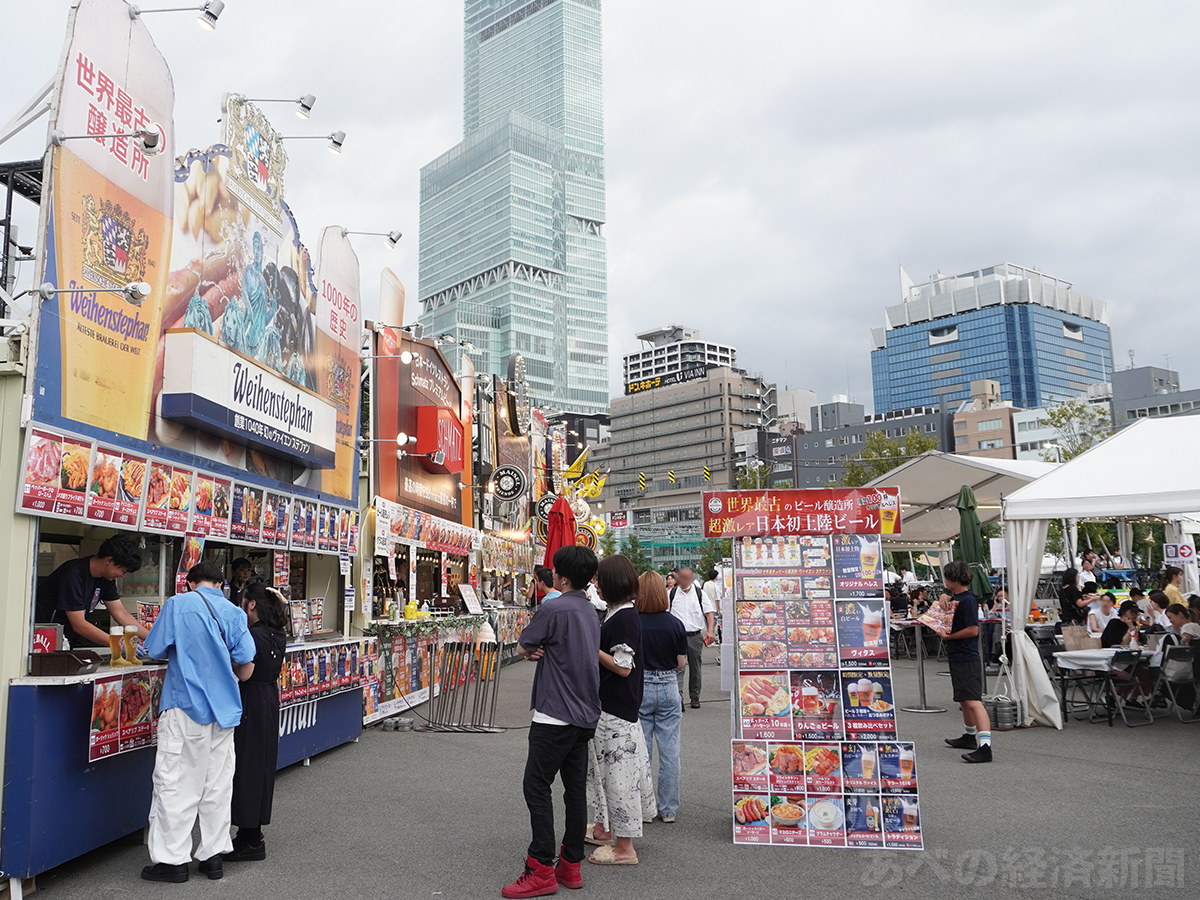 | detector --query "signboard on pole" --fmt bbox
[717,488,923,851]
